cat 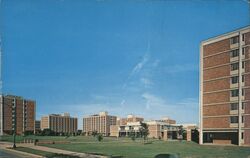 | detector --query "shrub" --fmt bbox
[97,134,103,142]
